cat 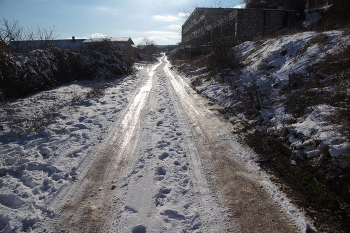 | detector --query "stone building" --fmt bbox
[9,37,135,56]
[180,7,296,57]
